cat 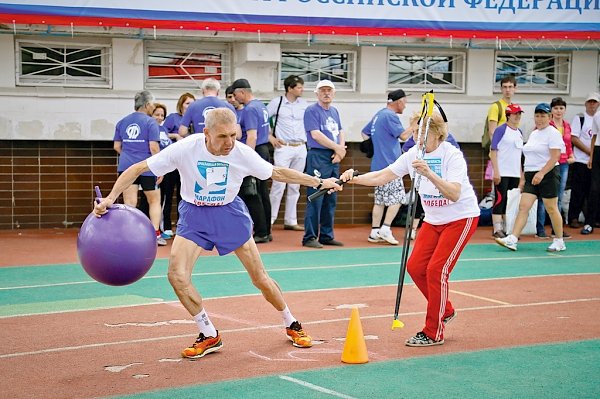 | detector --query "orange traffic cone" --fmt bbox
[341,307,369,364]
